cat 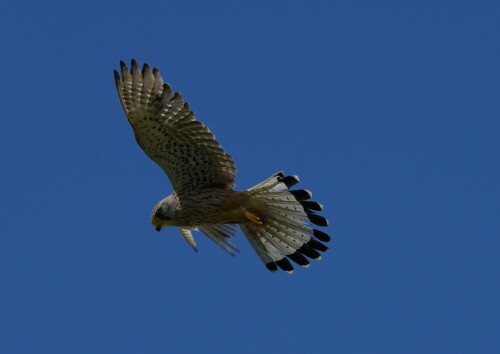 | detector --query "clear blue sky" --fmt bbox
[1,1,498,353]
